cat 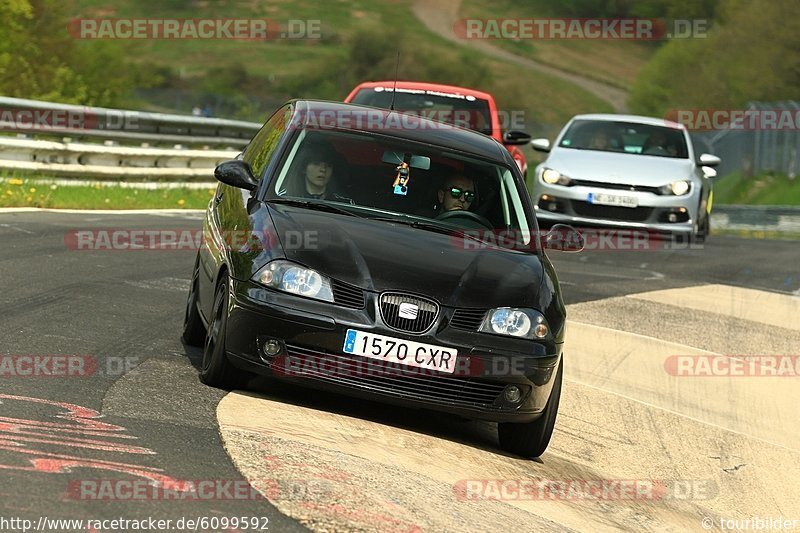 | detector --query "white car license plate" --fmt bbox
[342,329,457,374]
[587,192,638,208]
